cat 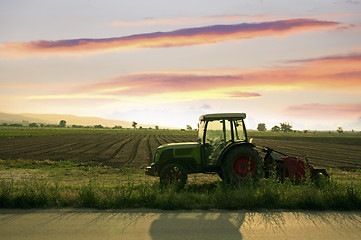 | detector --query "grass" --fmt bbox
[0,159,360,210]
[248,130,361,146]
[0,126,197,138]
